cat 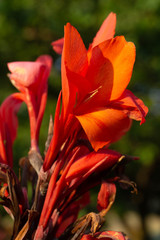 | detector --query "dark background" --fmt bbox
[0,0,160,239]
